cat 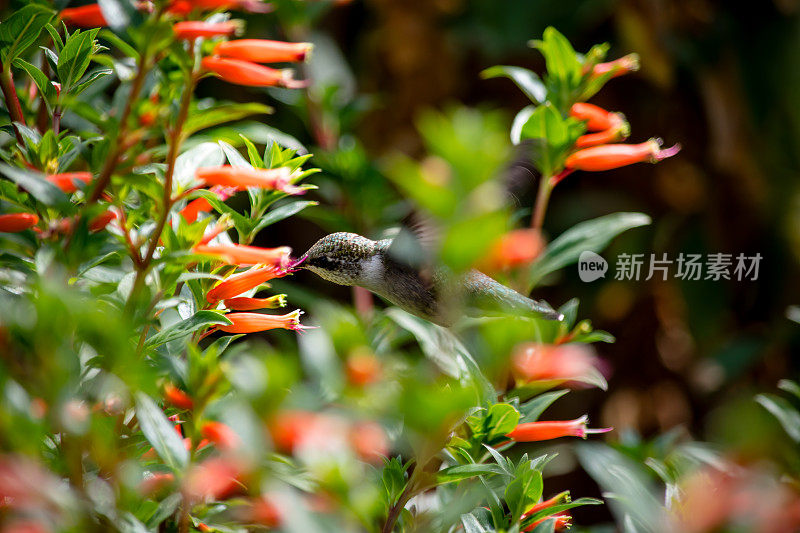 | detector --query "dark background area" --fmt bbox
[226,0,800,525]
